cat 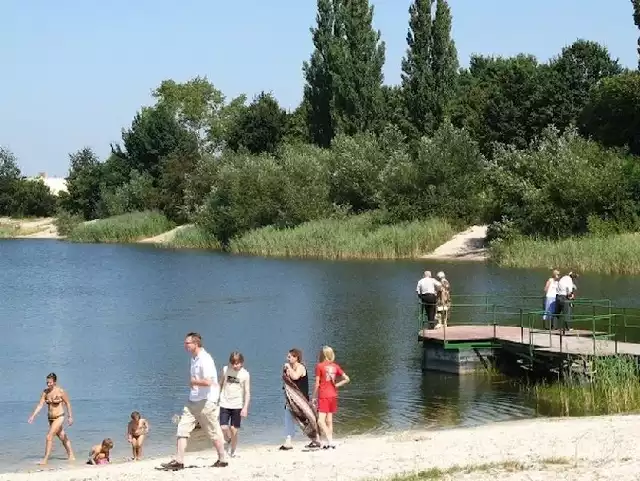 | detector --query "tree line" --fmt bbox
[3,0,640,244]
